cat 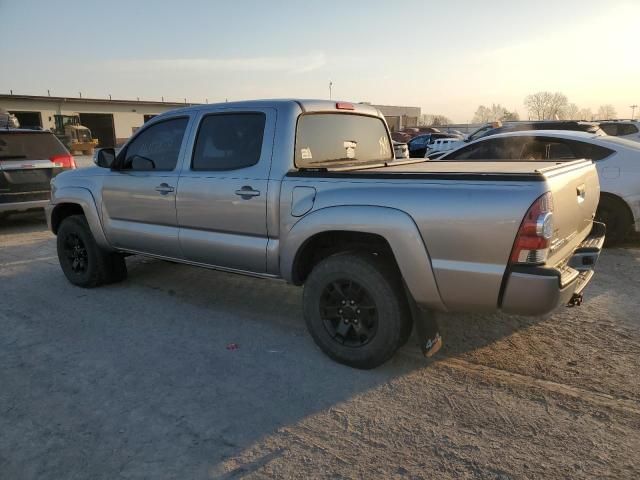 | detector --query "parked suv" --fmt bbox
[0,129,76,219]
[598,121,640,142]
